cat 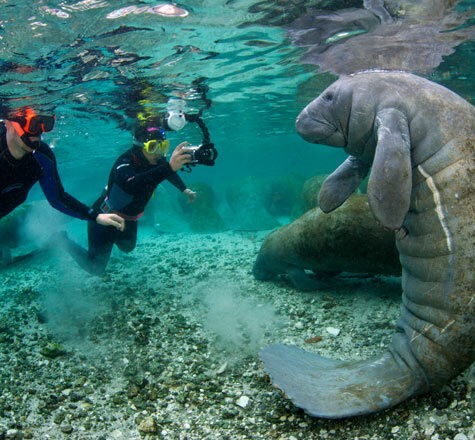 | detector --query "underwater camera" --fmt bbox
[188,143,218,166]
